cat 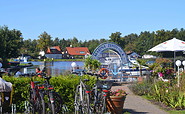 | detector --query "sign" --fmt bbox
[92,42,128,64]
